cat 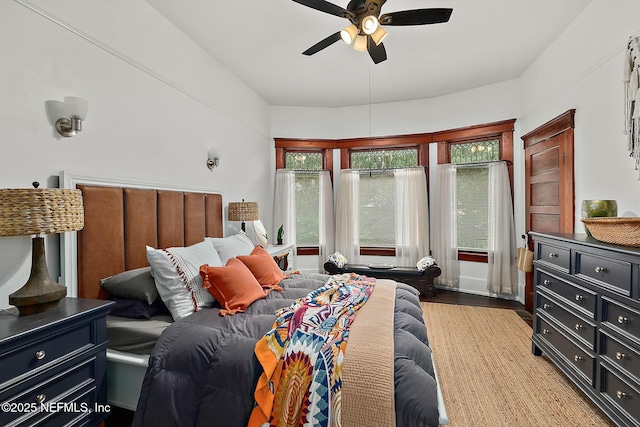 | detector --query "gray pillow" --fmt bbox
[101,267,158,305]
